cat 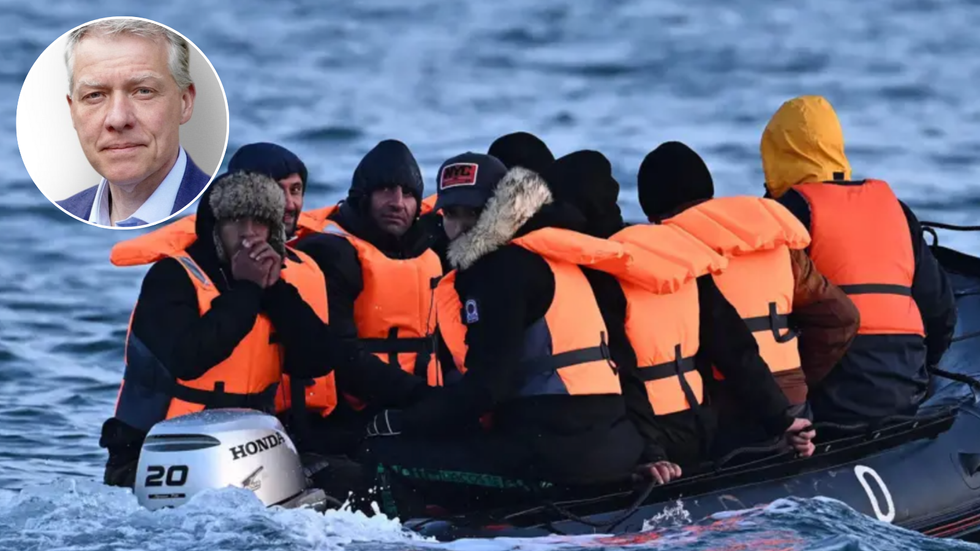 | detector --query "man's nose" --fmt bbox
[388,186,407,207]
[104,93,136,131]
[242,219,263,235]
